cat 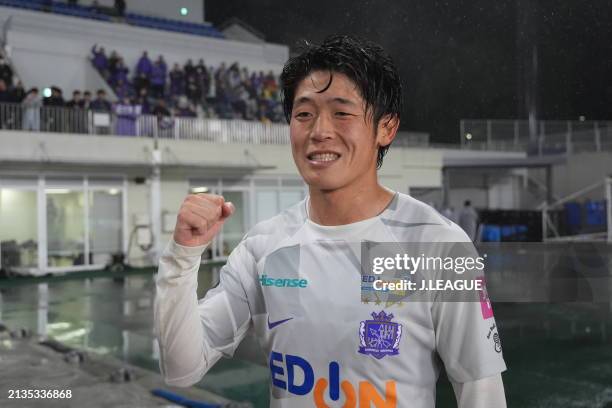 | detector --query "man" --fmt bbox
[65,90,84,133]
[155,35,506,407]
[90,89,111,112]
[458,200,479,242]
[114,0,126,17]
[22,87,41,131]
[0,57,13,87]
[136,51,153,79]
[66,90,82,108]
[90,89,112,135]
[79,90,92,110]
[43,86,65,132]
